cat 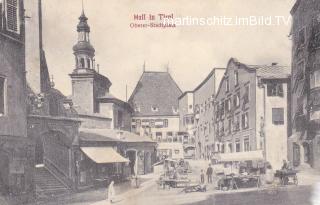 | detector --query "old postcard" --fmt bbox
[0,0,319,204]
